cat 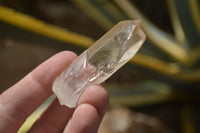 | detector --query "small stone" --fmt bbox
[52,20,146,108]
